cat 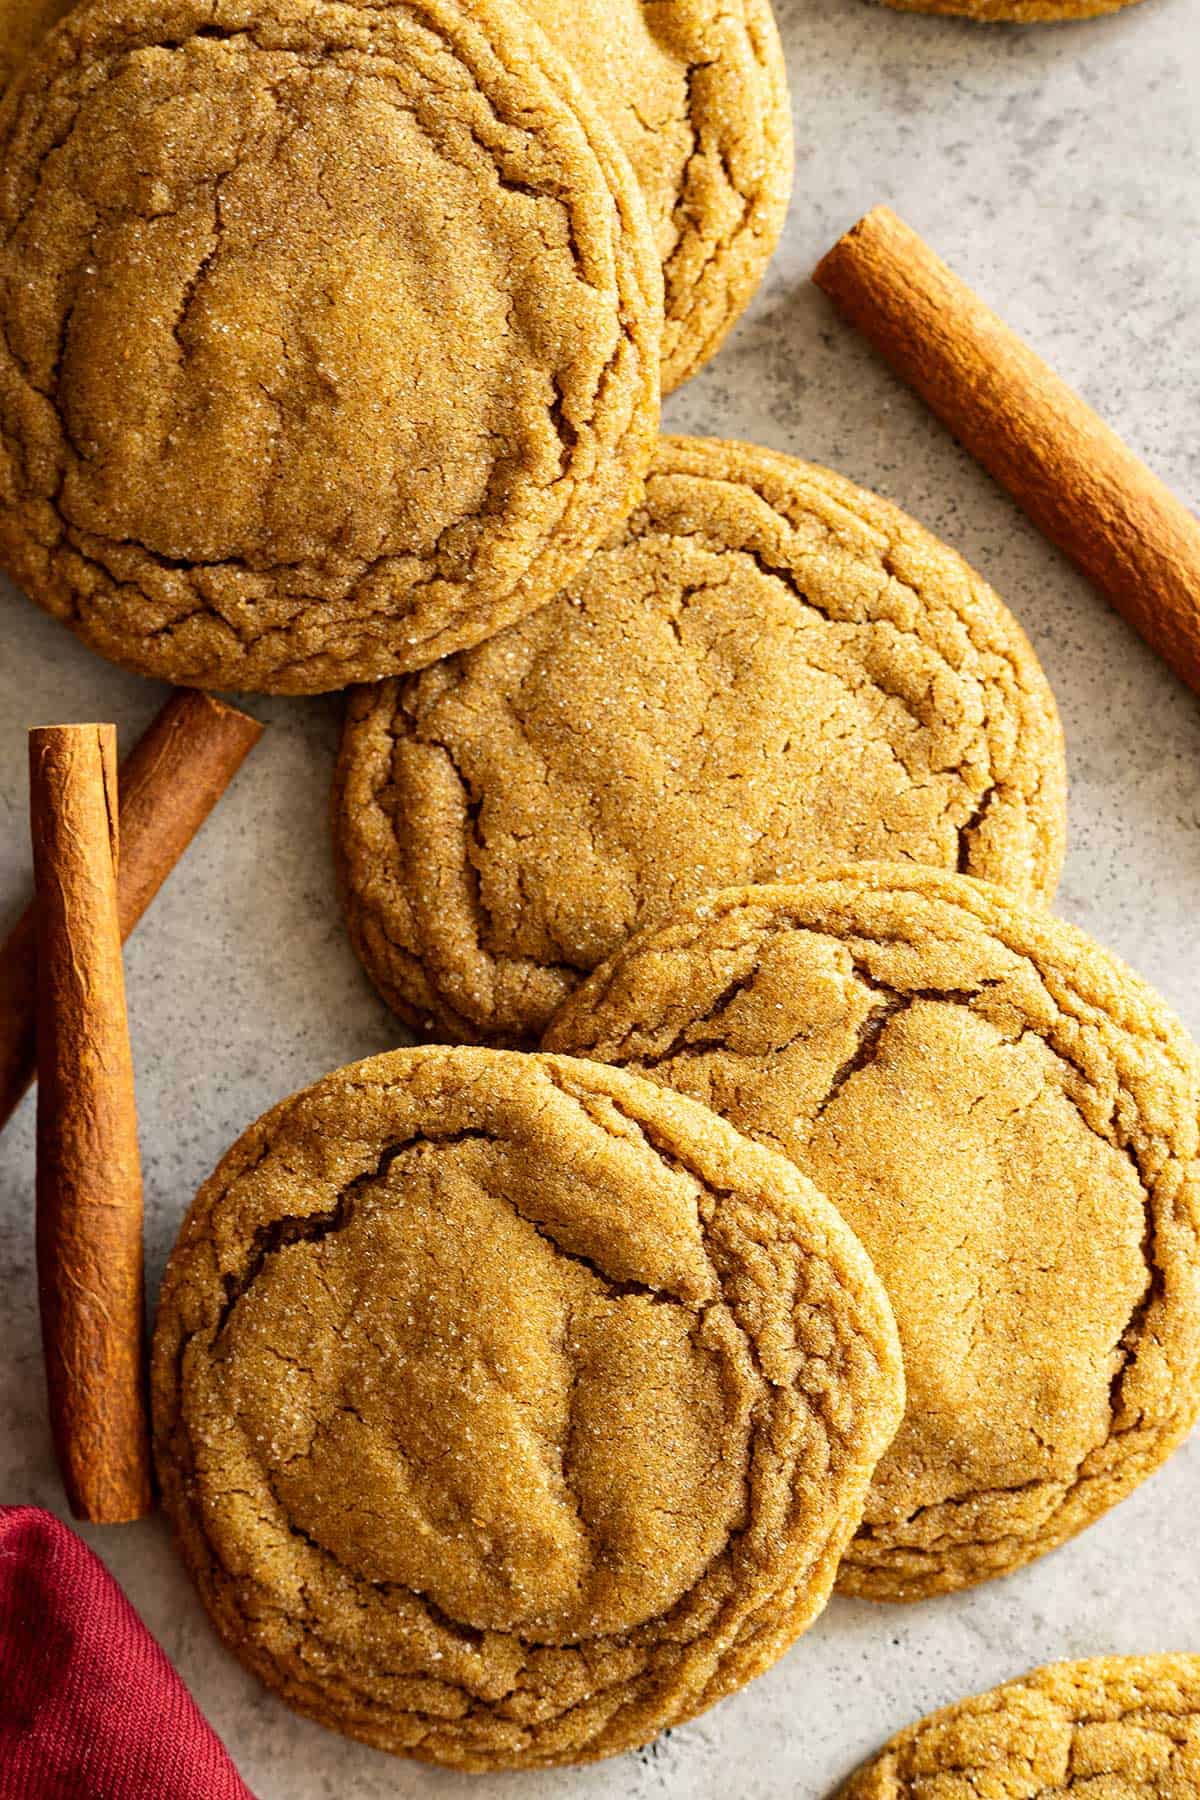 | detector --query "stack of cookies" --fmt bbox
[0,0,1196,1784]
